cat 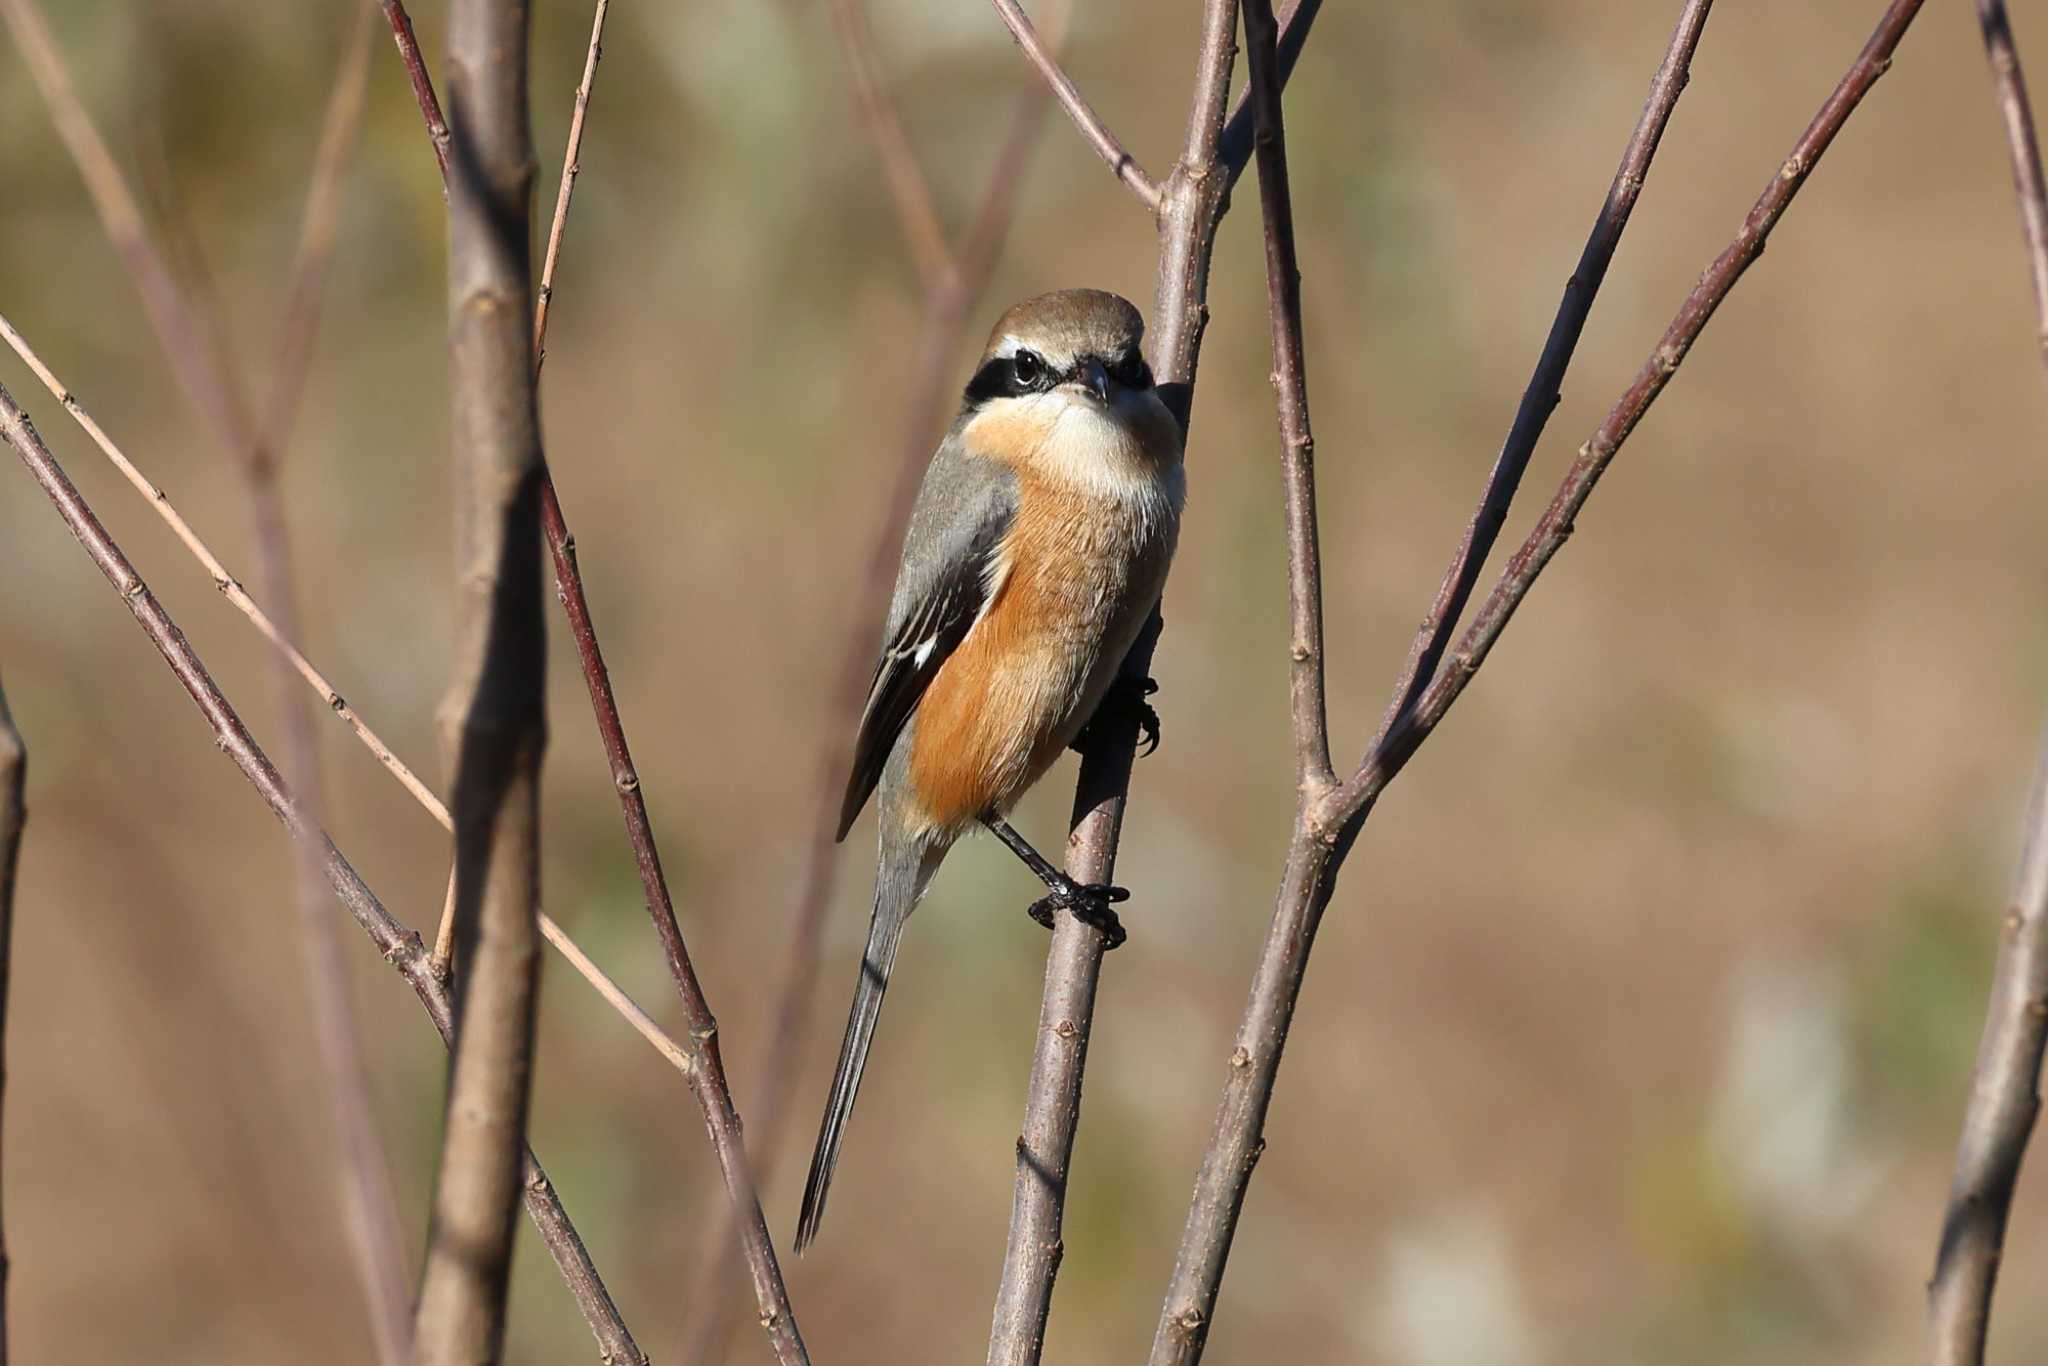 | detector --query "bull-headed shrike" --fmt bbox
[797,288,1185,1250]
